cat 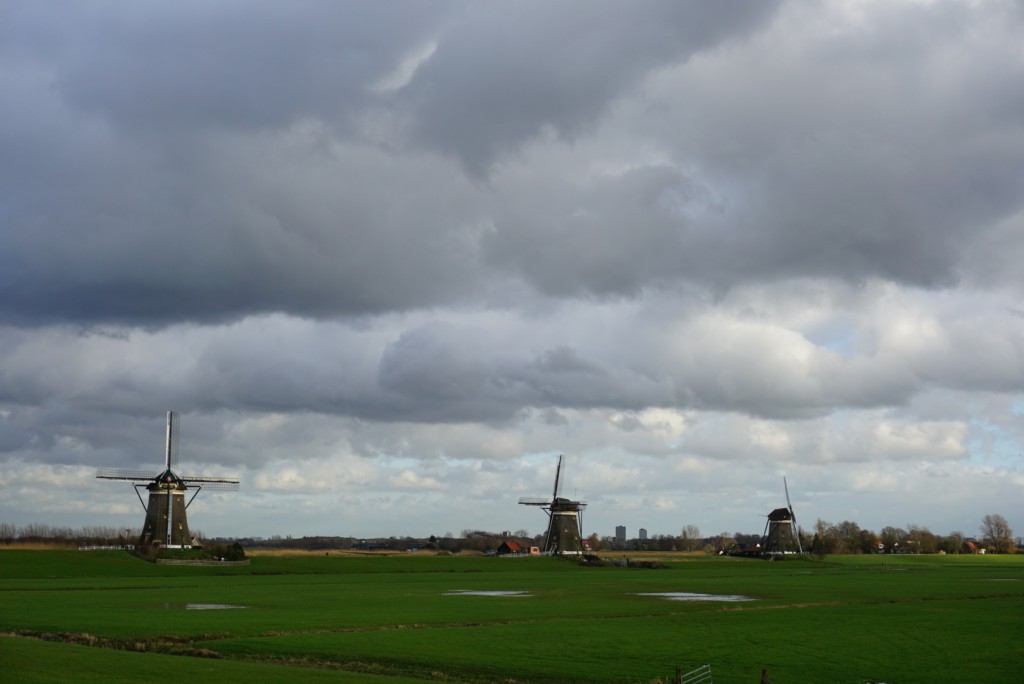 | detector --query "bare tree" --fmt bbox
[834,520,863,554]
[879,526,907,553]
[906,524,938,554]
[939,531,964,554]
[679,524,701,552]
[980,514,1015,554]
[812,518,831,557]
